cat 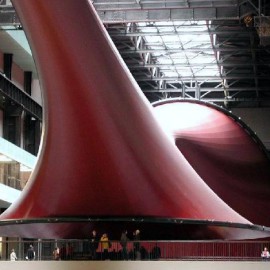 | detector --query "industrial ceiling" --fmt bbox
[0,0,270,109]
